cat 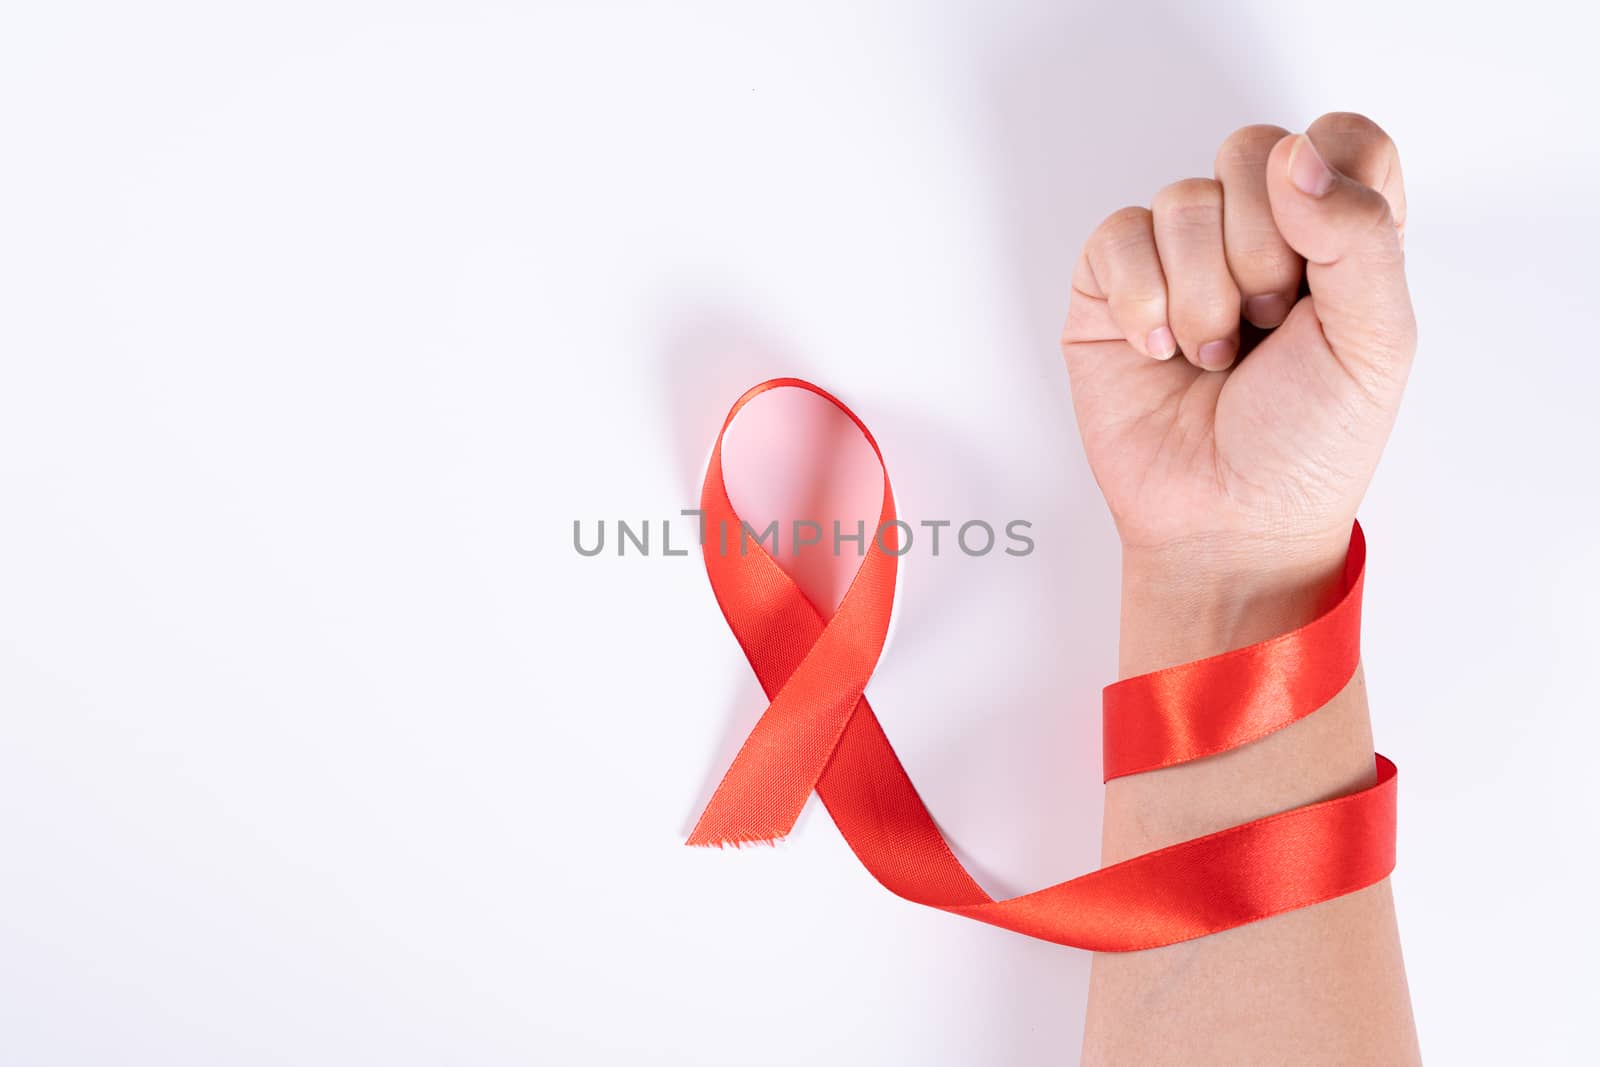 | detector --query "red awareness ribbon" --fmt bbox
[688,378,1397,951]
